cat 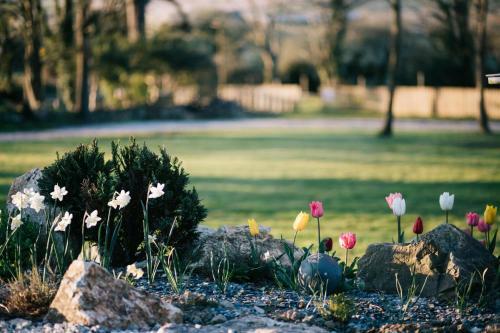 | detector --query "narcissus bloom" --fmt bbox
[413,216,423,235]
[126,263,144,279]
[84,210,101,228]
[293,211,309,232]
[477,219,491,233]
[11,191,29,210]
[50,184,68,202]
[339,232,356,250]
[248,218,259,236]
[55,212,73,232]
[108,190,131,210]
[11,214,22,231]
[385,193,402,209]
[439,192,454,211]
[309,201,324,218]
[392,197,406,216]
[484,205,497,225]
[148,183,165,199]
[466,212,480,227]
[29,192,45,213]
